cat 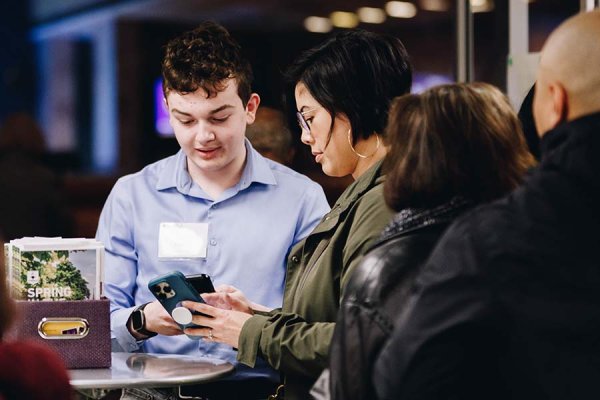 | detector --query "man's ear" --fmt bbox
[163,97,171,117]
[245,93,261,124]
[548,82,568,130]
